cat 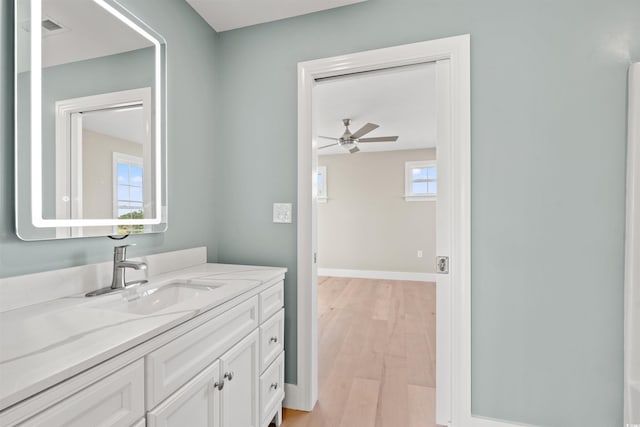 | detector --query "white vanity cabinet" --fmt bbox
[146,281,283,427]
[146,330,260,427]
[144,296,260,409]
[2,277,286,427]
[257,289,285,427]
